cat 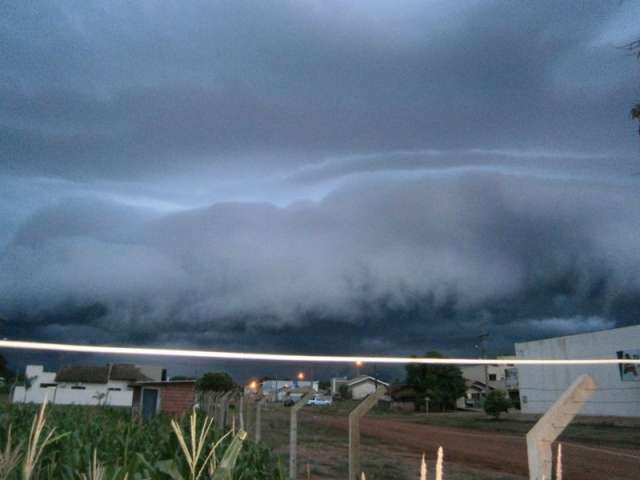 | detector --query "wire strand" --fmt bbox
[1,339,640,365]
